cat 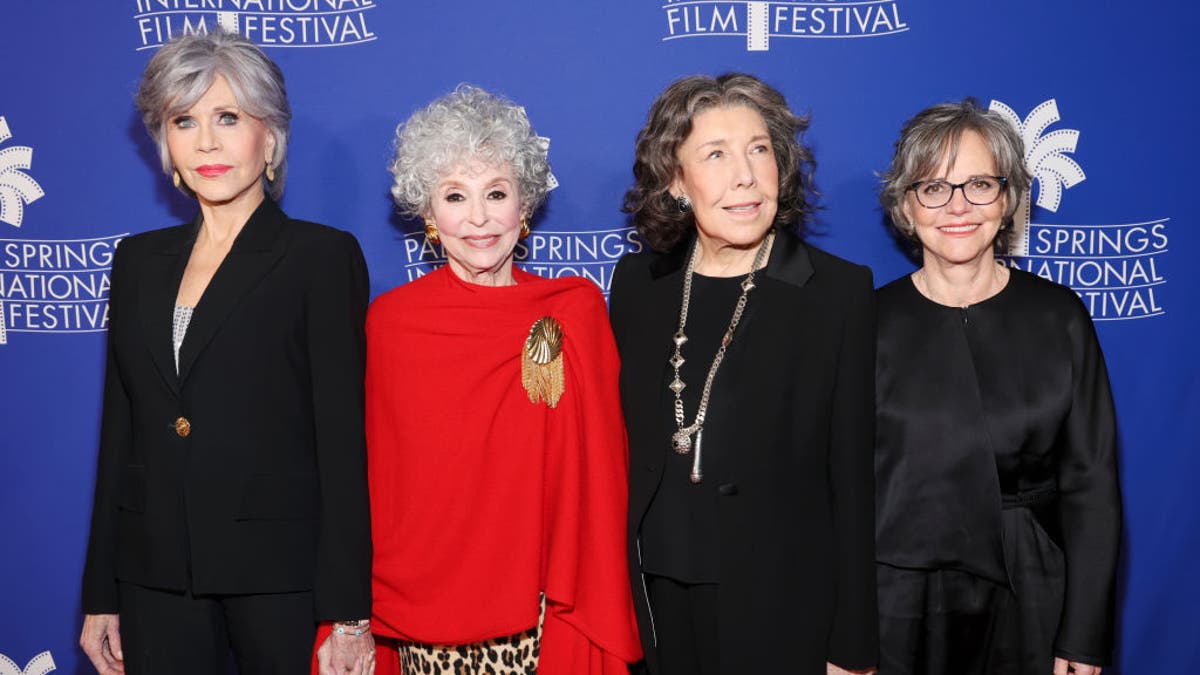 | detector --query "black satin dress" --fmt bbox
[874,269,1121,674]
